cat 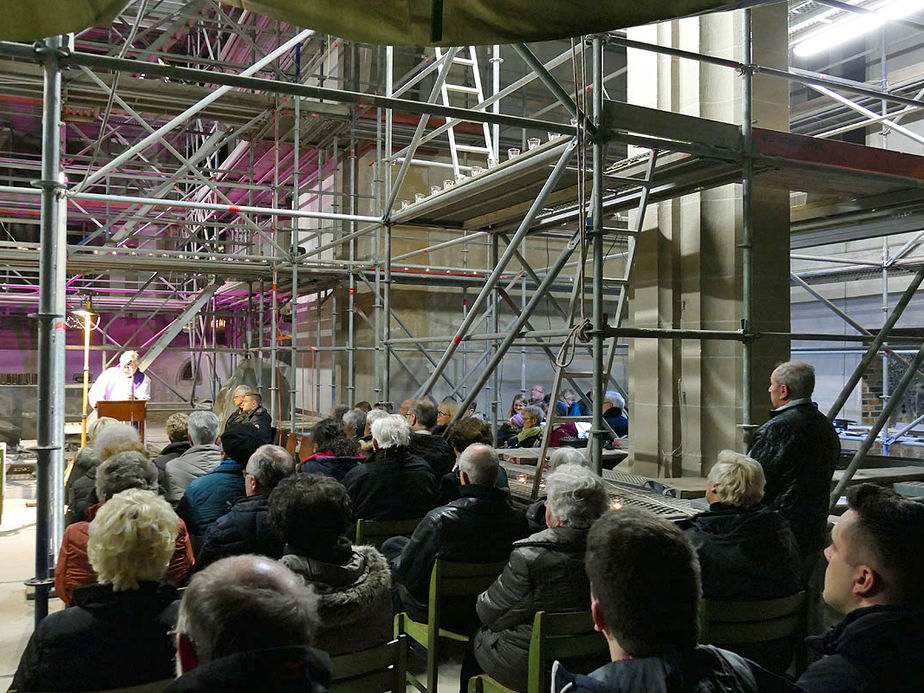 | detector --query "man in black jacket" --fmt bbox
[386,444,529,632]
[796,484,924,693]
[195,444,296,570]
[747,360,839,577]
[407,399,455,478]
[239,391,274,444]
